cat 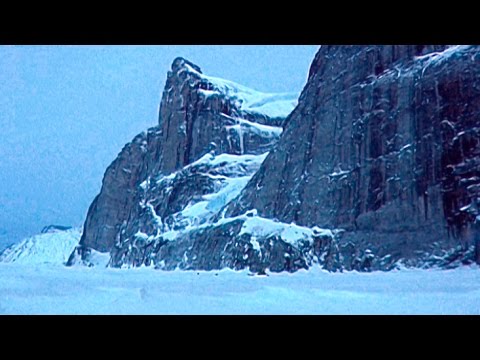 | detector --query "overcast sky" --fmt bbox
[0,45,319,249]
